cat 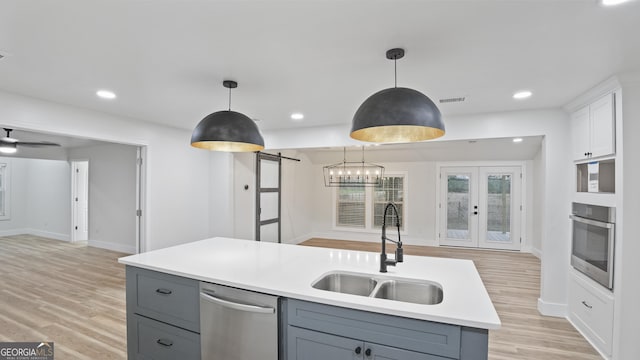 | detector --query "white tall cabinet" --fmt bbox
[566,79,622,360]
